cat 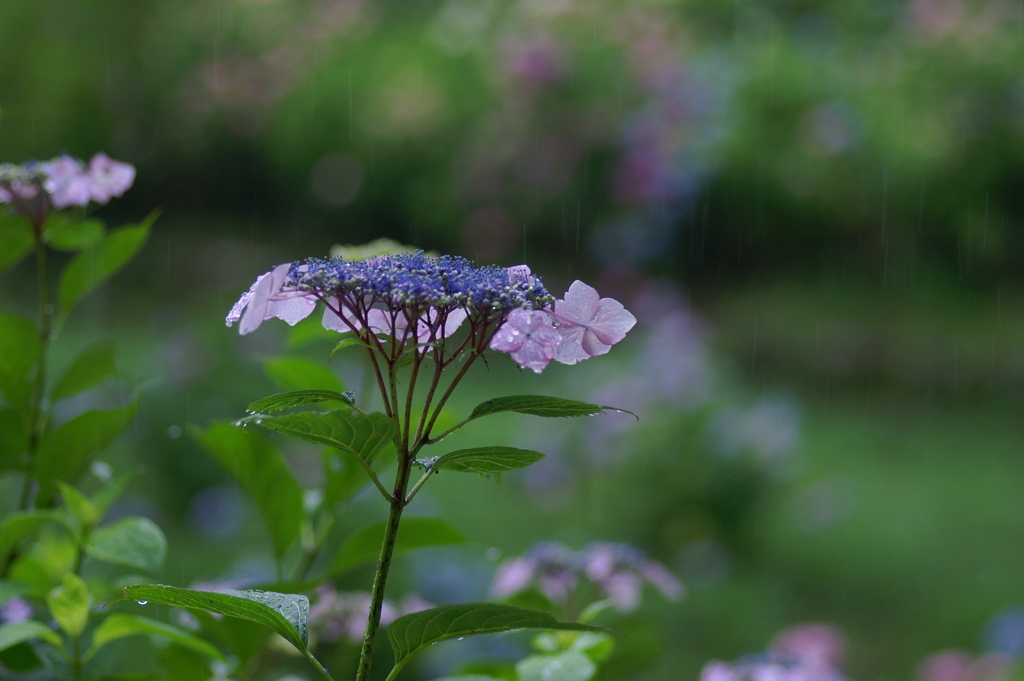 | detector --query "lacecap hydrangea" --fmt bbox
[227,252,636,373]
